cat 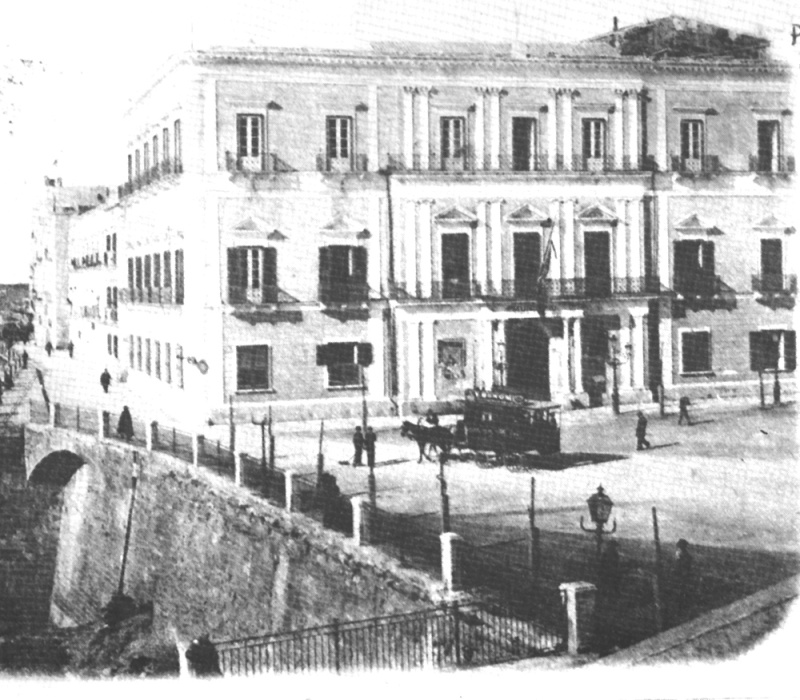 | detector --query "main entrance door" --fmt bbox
[584,231,611,297]
[505,319,550,400]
